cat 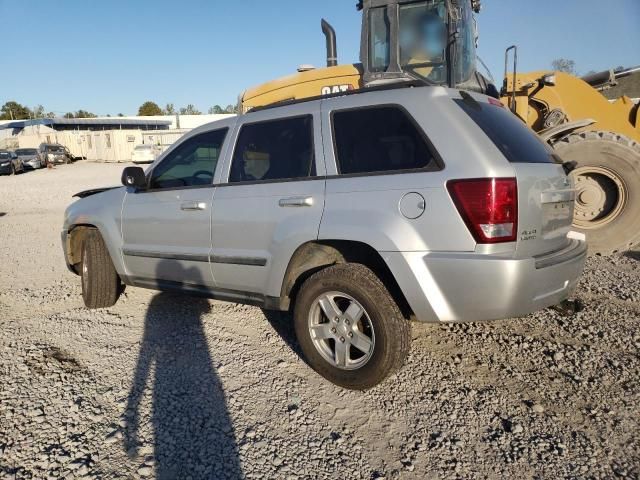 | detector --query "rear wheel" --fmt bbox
[554,131,640,255]
[81,230,121,309]
[293,263,411,390]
